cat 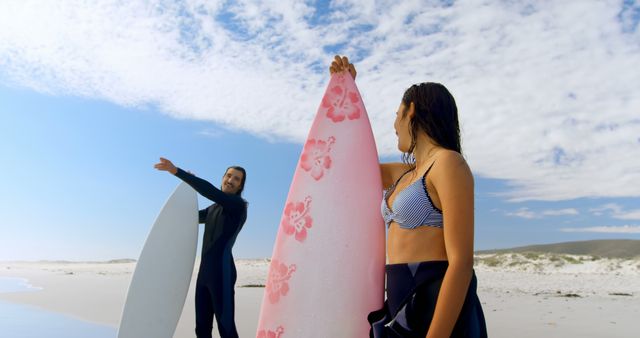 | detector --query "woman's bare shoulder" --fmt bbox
[431,150,472,181]
[435,150,467,167]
